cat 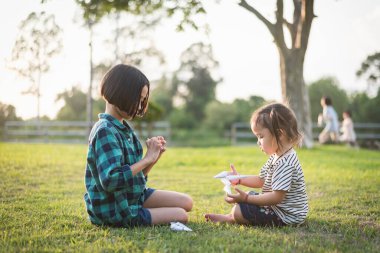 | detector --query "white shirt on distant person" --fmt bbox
[340,117,356,143]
